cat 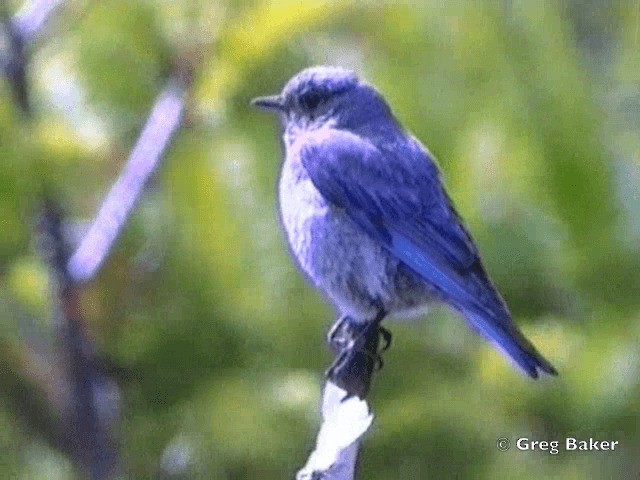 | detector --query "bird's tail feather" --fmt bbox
[463,310,557,378]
